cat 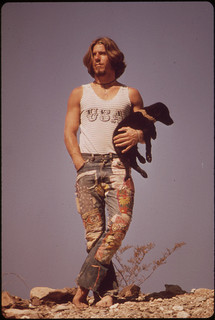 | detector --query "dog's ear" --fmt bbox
[151,103,165,118]
[145,102,166,118]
